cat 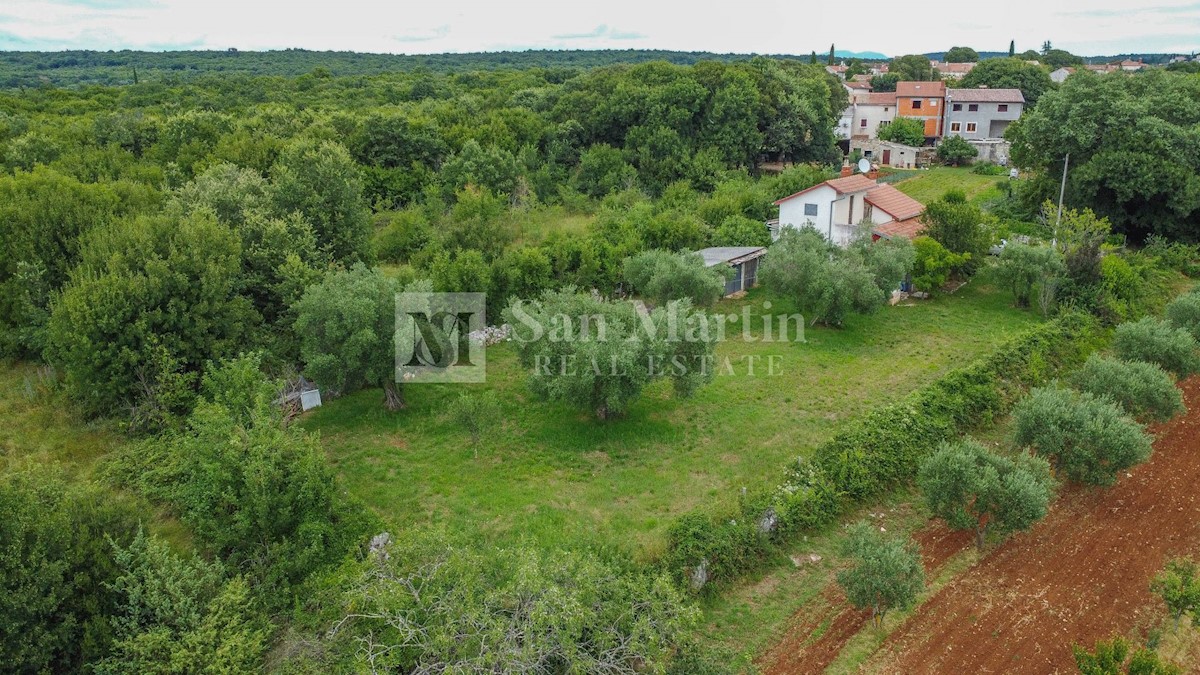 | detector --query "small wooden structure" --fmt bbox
[697,246,768,296]
[277,375,321,421]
